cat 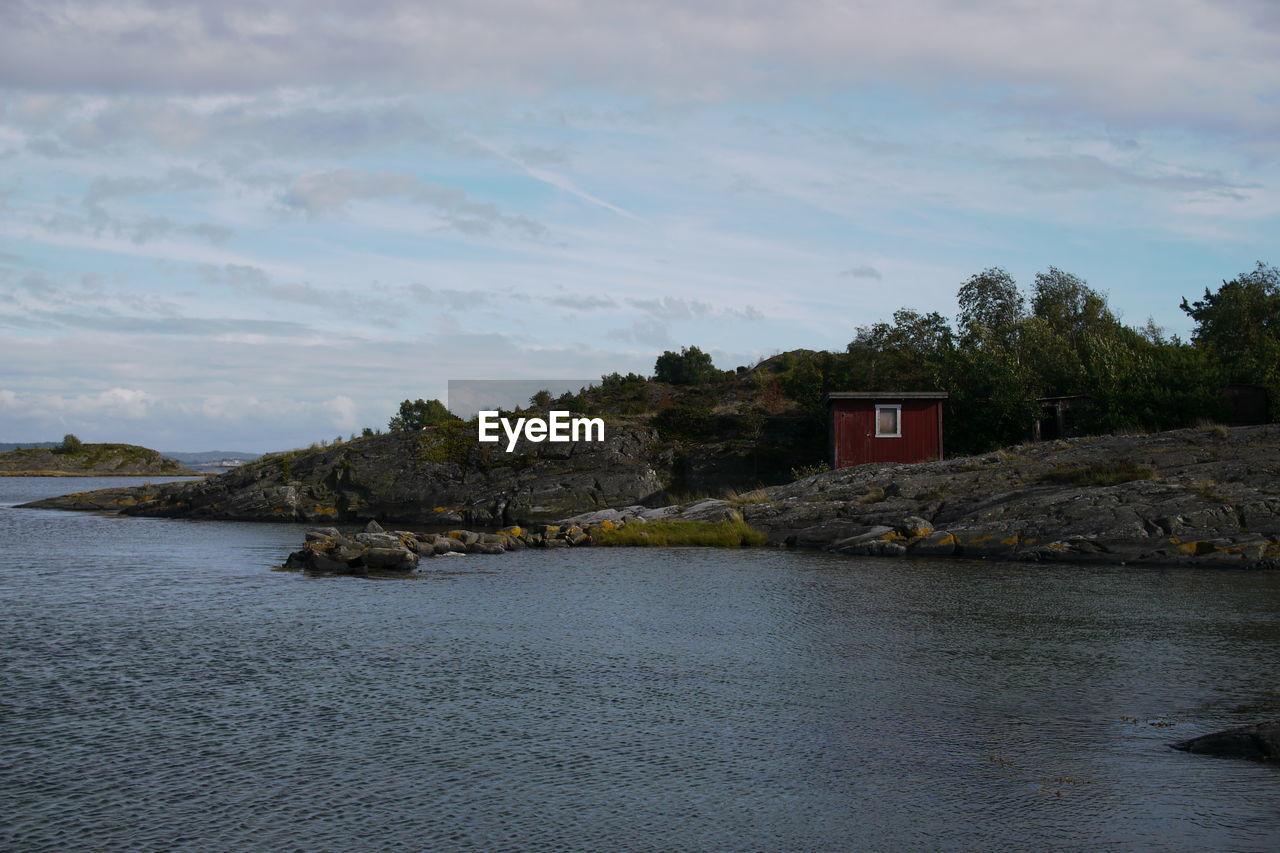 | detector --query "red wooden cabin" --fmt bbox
[828,392,947,469]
